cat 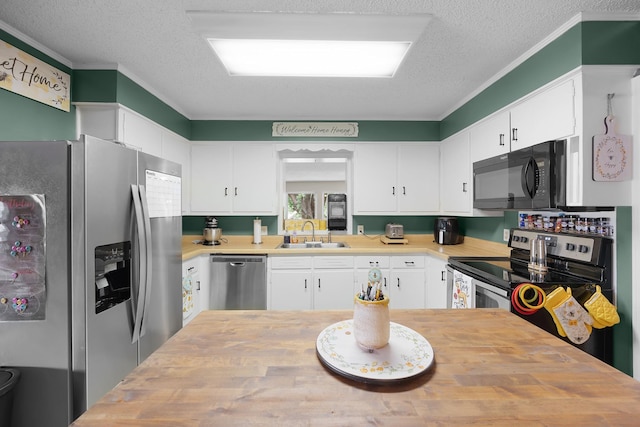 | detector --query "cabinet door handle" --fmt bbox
[318,279,321,289]
[397,278,400,288]
[196,280,201,291]
[441,271,445,282]
[499,133,505,146]
[304,279,307,289]
[462,182,468,192]
[404,261,415,267]
[224,187,228,196]
[383,278,387,288]
[402,186,406,195]
[234,187,238,196]
[512,128,518,141]
[392,186,395,195]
